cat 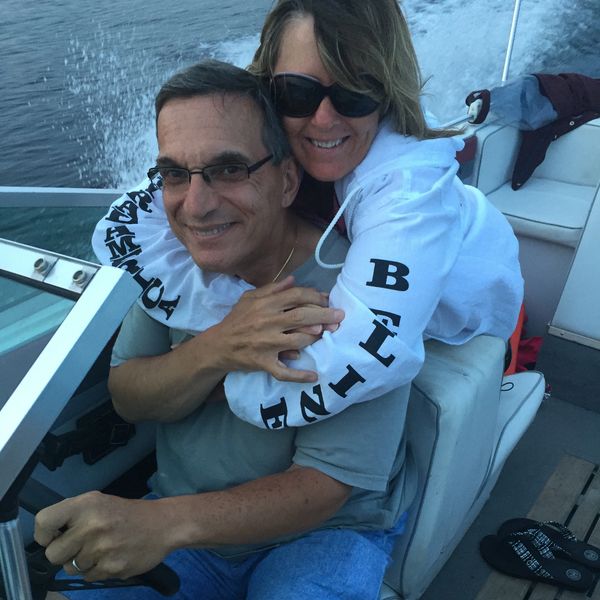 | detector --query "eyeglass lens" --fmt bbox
[272,74,379,118]
[148,155,272,191]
